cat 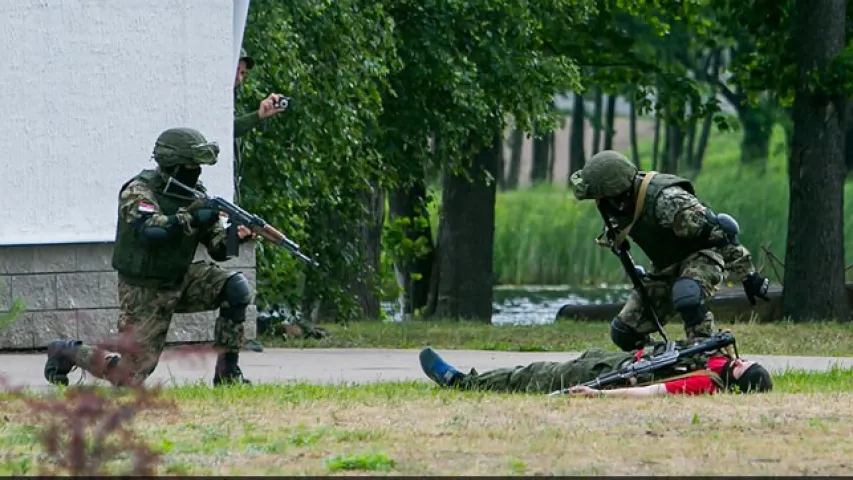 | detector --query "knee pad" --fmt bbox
[672,277,706,327]
[609,317,650,352]
[219,273,252,320]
